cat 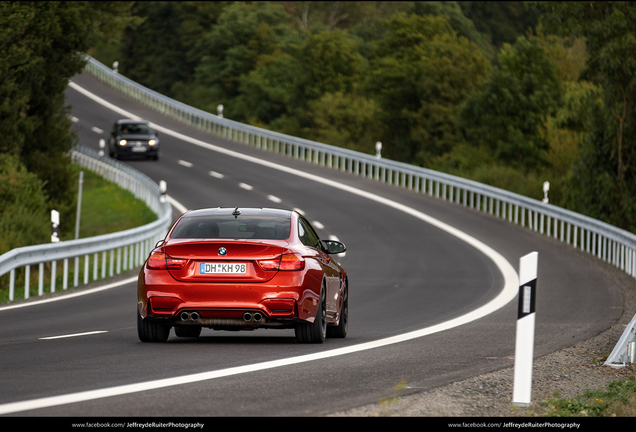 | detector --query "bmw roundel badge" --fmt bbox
[218,247,227,256]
